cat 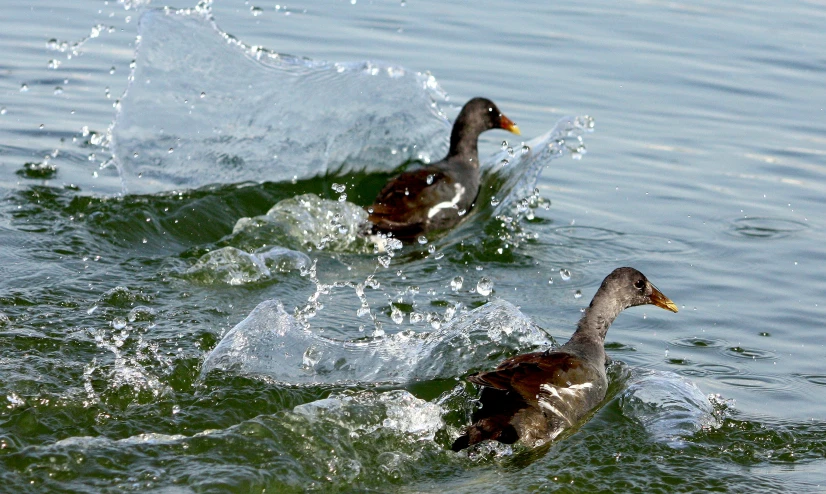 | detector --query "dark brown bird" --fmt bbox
[451,267,678,451]
[366,97,520,241]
